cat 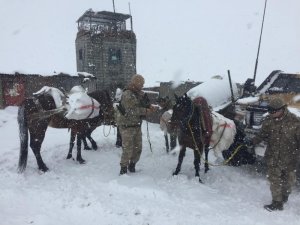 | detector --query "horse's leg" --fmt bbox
[170,133,177,150]
[164,134,170,153]
[82,135,92,150]
[67,129,76,159]
[86,130,97,150]
[204,145,210,173]
[76,133,86,164]
[173,146,186,176]
[193,149,202,182]
[29,125,49,172]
